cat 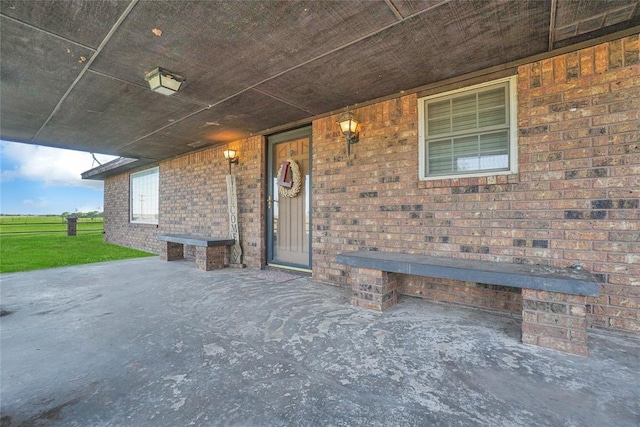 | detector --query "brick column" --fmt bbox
[521,289,589,357]
[162,242,184,261]
[195,246,228,271]
[350,267,398,311]
[66,217,77,236]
